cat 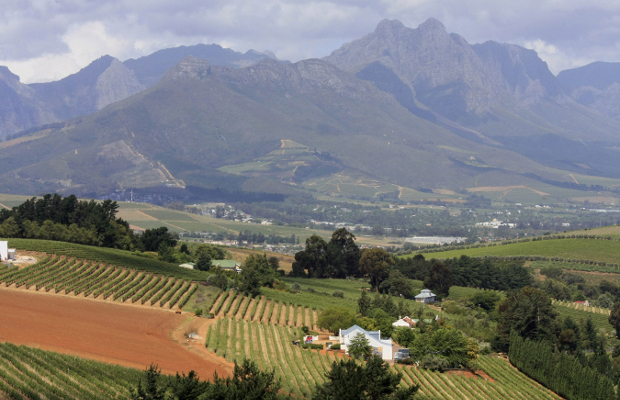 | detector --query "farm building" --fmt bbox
[338,325,393,360]
[392,316,416,329]
[415,289,436,303]
[179,262,196,269]
[0,242,15,262]
[213,260,242,273]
